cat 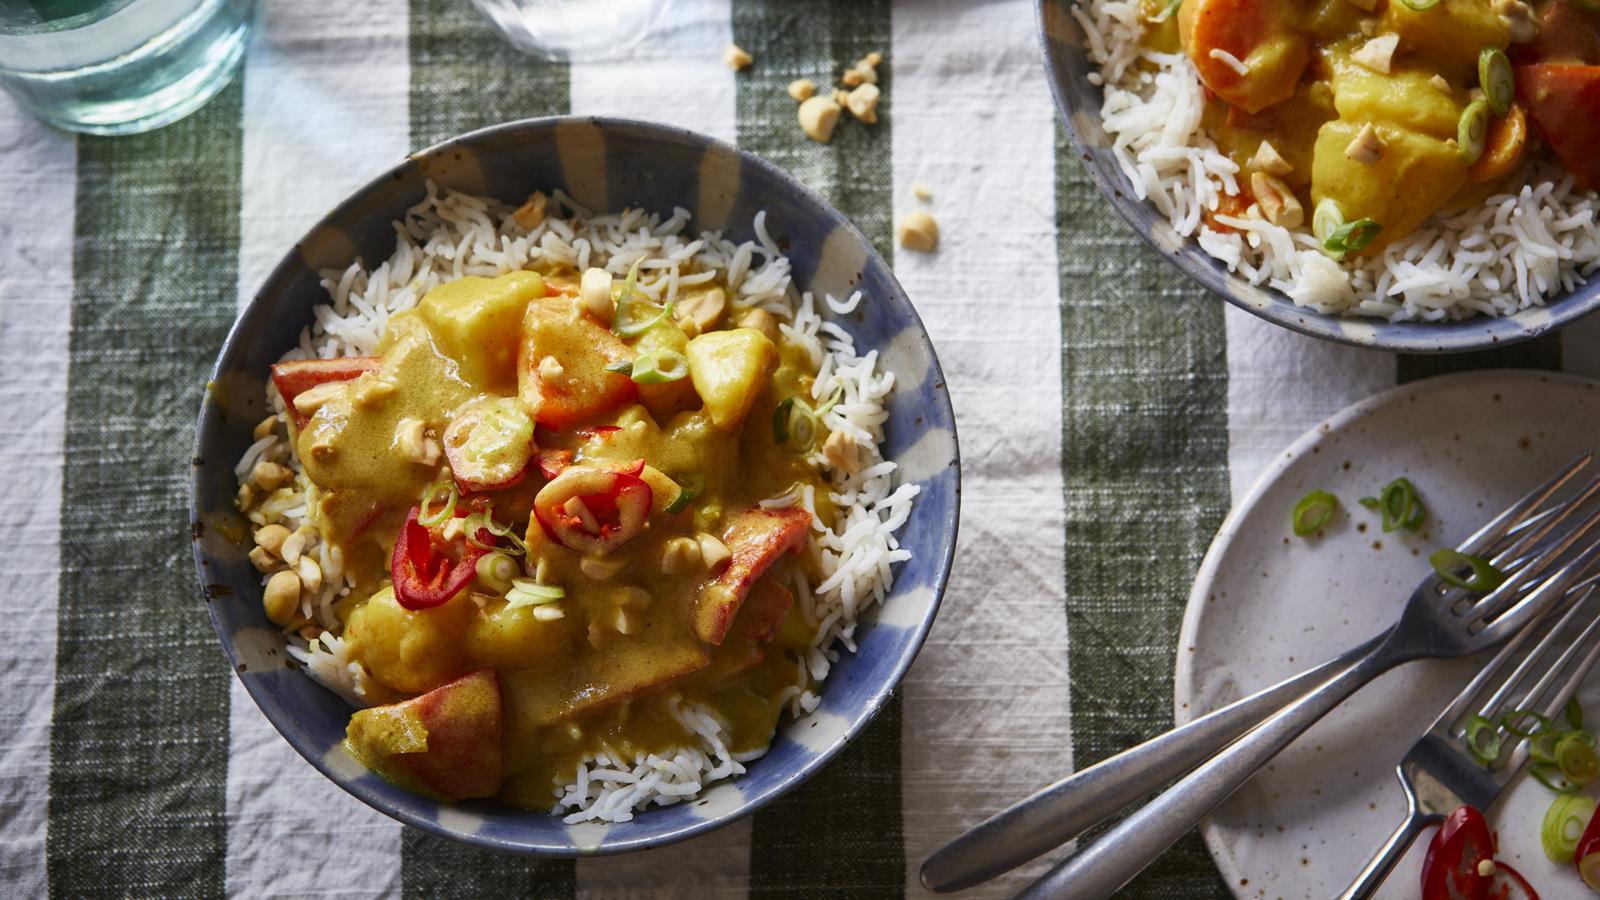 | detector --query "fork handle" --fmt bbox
[919,635,1381,893]
[1339,803,1436,900]
[1017,645,1398,900]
